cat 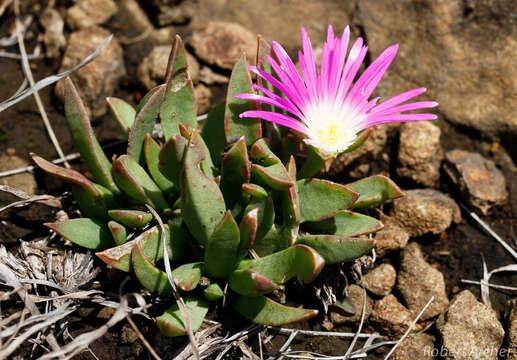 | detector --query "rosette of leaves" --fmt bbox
[33,35,403,337]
